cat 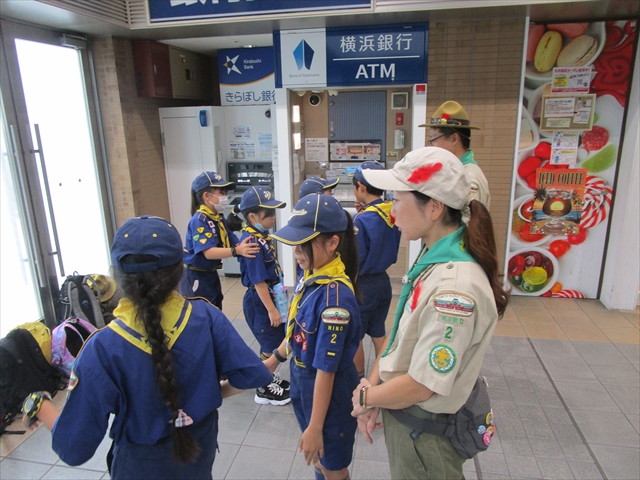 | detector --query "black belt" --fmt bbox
[185,264,222,272]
